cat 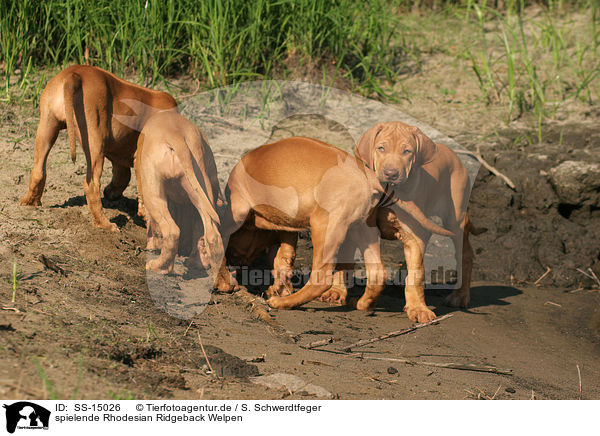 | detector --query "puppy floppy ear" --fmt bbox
[355,123,385,169]
[412,127,437,166]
